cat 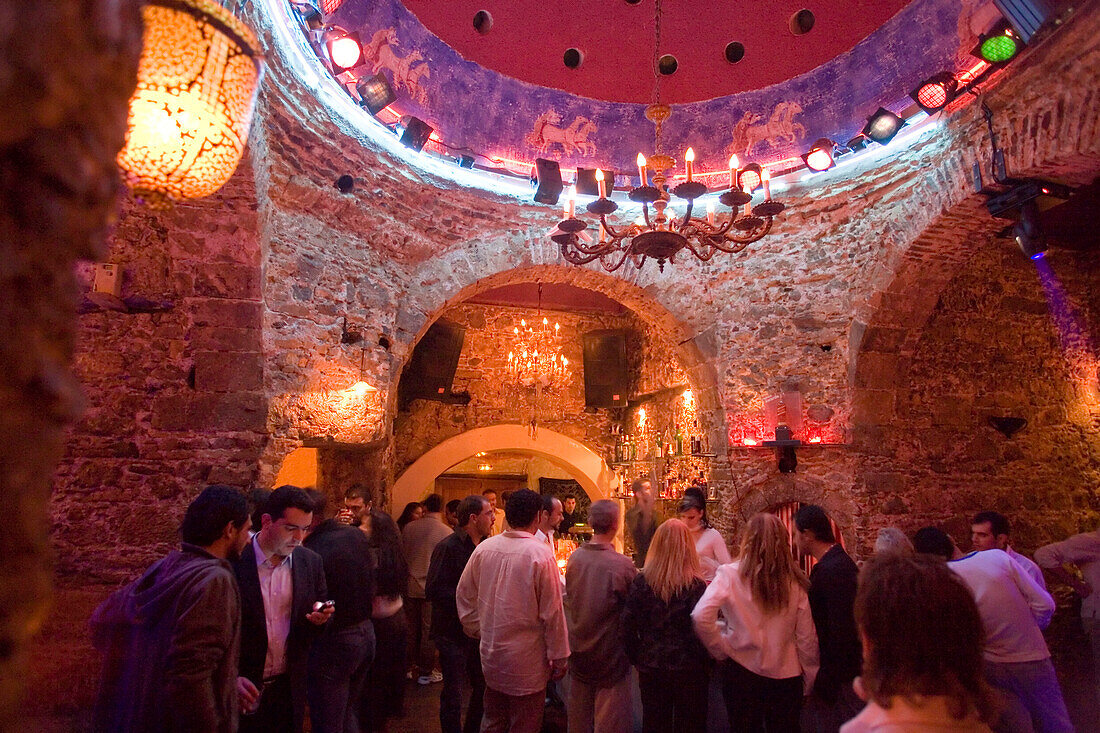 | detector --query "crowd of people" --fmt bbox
[89,478,1099,733]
